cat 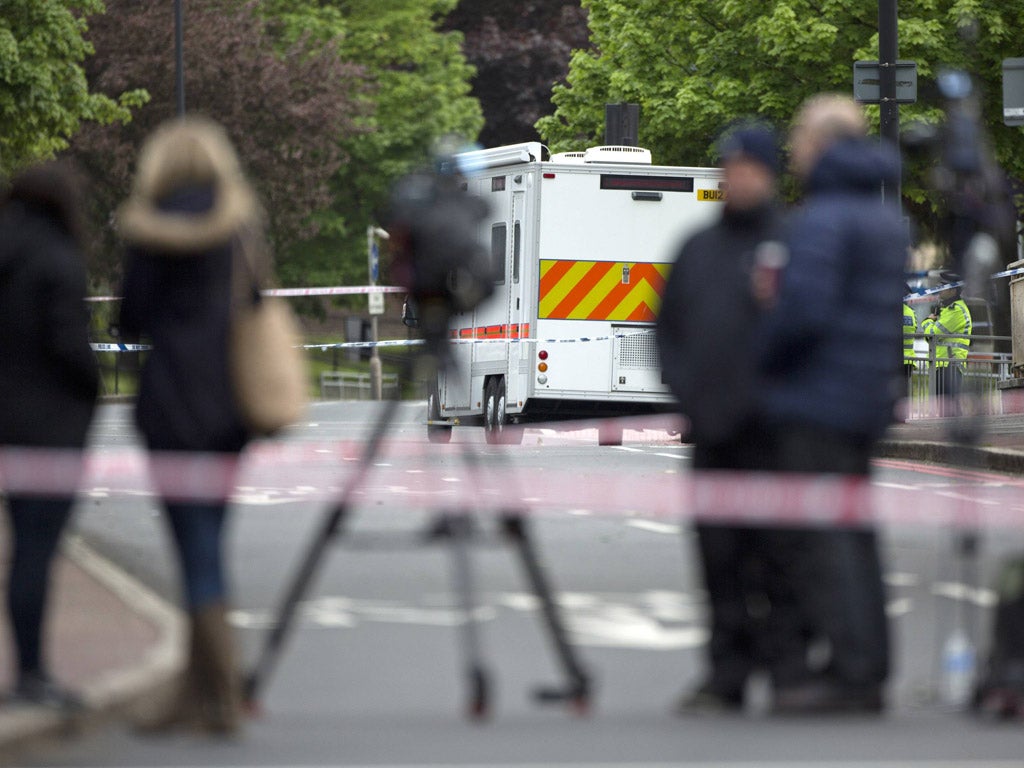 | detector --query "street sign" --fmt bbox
[368,291,384,315]
[1002,58,1024,126]
[853,60,918,104]
[369,241,380,283]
